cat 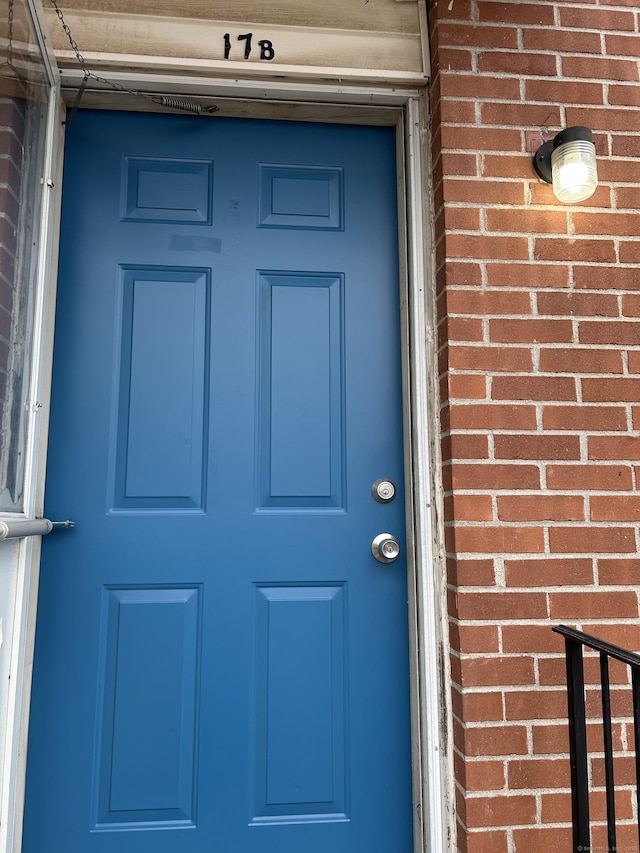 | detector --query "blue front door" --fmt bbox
[23,111,412,853]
